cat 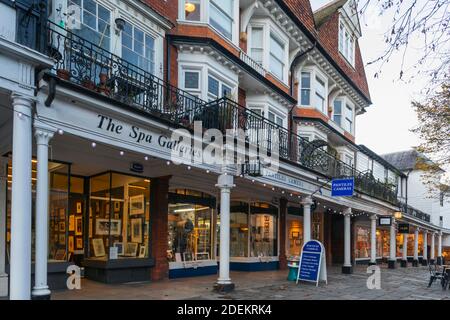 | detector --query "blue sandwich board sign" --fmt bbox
[331,178,354,197]
[296,240,327,286]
